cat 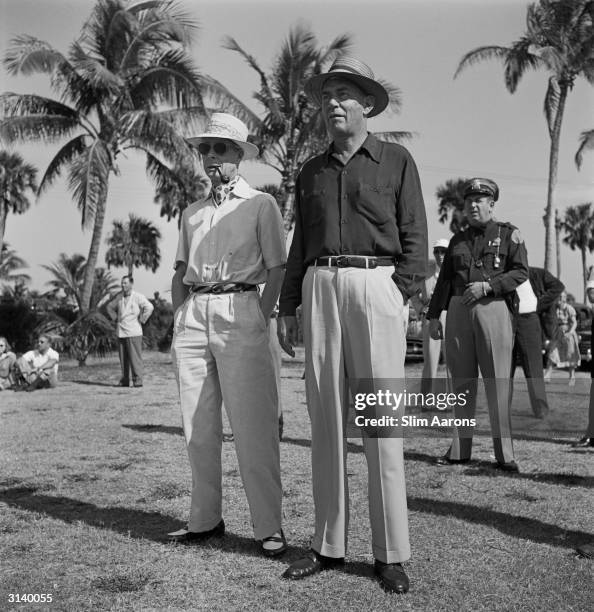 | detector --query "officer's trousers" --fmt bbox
[302,265,411,564]
[445,296,515,464]
[171,291,282,539]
